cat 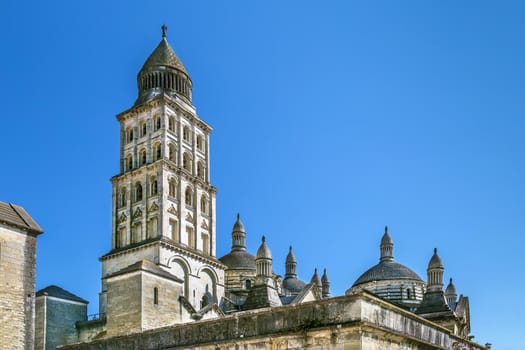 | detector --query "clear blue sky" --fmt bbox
[1,1,523,348]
